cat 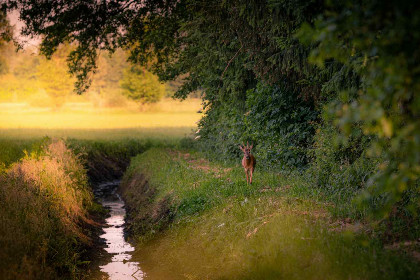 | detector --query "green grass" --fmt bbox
[122,148,420,280]
[0,127,196,140]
